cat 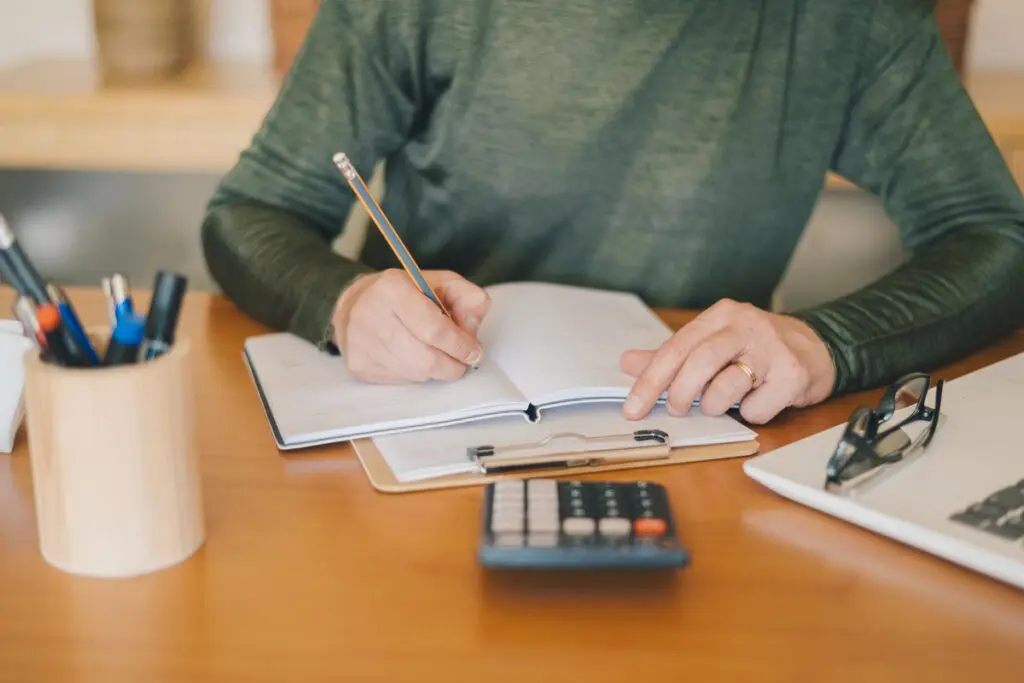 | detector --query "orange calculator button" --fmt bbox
[633,518,667,536]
